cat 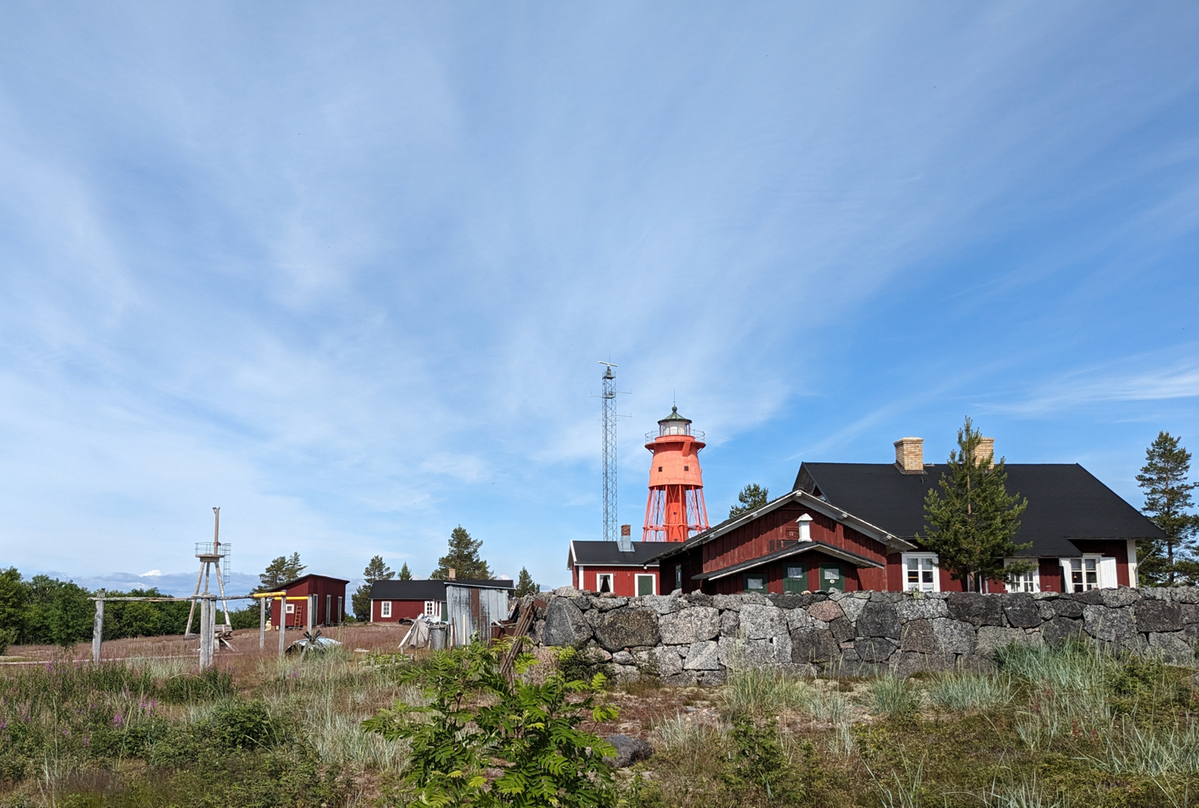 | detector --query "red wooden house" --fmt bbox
[655,489,913,595]
[655,436,1165,596]
[268,574,349,630]
[369,579,514,622]
[568,541,662,596]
